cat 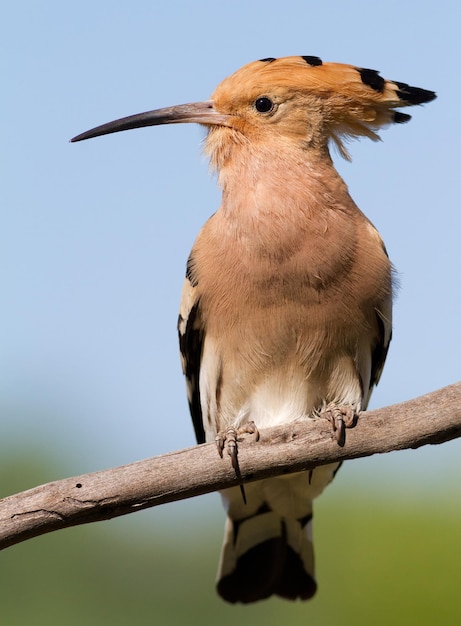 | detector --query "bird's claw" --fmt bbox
[215,421,260,473]
[321,403,356,446]
[215,422,260,504]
